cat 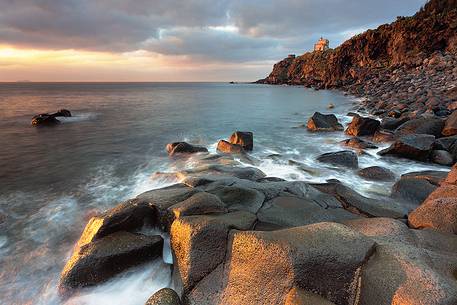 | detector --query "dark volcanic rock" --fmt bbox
[345,115,380,136]
[216,140,244,154]
[357,166,396,181]
[60,232,163,291]
[145,288,182,305]
[166,142,208,156]
[394,117,444,138]
[229,131,253,151]
[378,134,435,161]
[306,112,343,132]
[442,111,457,136]
[317,150,358,169]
